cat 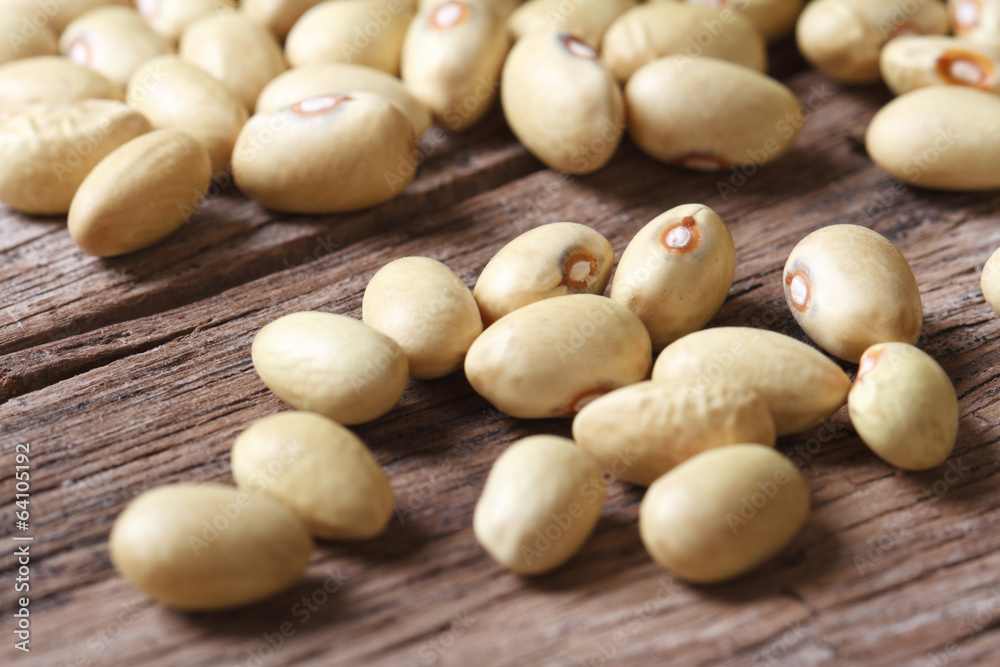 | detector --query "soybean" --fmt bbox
[243,0,323,39]
[473,435,605,574]
[880,35,1000,96]
[639,445,810,583]
[949,0,1000,50]
[138,0,237,43]
[656,0,805,43]
[848,342,958,470]
[251,311,409,425]
[652,327,852,436]
[0,56,124,105]
[0,8,57,66]
[60,6,173,87]
[507,0,637,49]
[501,31,624,174]
[610,204,736,349]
